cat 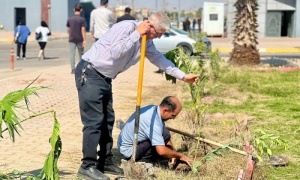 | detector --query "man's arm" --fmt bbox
[81,26,86,47]
[89,11,95,40]
[155,145,192,167]
[146,40,199,84]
